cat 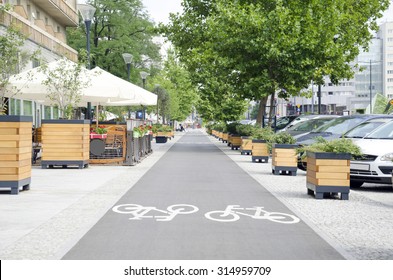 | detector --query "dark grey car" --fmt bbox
[295,115,393,146]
